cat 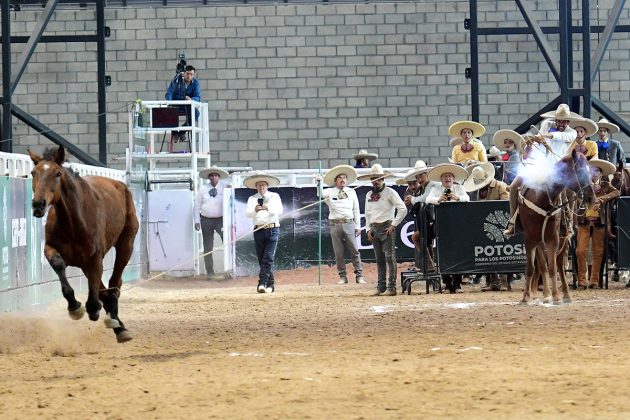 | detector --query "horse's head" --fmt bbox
[566,149,596,209]
[28,146,66,218]
[611,161,625,192]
